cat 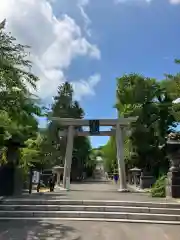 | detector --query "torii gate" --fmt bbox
[50,117,138,192]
